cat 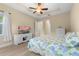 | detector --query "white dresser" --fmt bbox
[56,27,65,38]
[14,33,32,45]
